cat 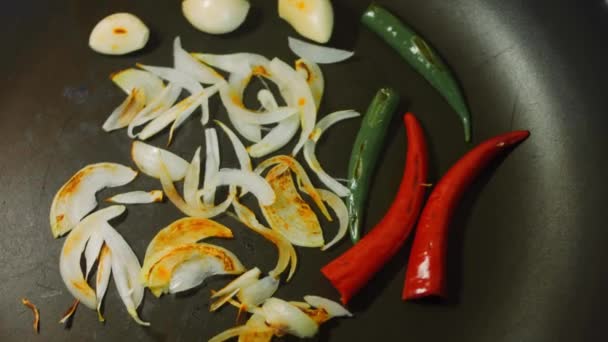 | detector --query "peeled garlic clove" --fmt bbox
[278,0,334,44]
[182,0,250,35]
[89,13,149,55]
